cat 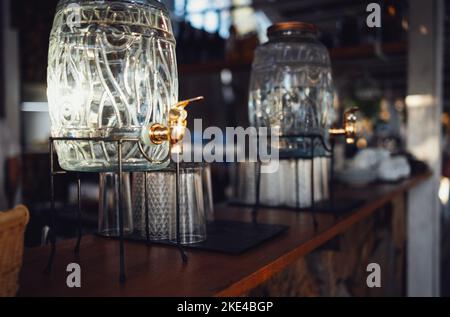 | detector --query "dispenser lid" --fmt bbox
[267,22,317,37]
